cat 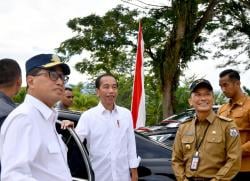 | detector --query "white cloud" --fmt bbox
[0,0,121,85]
[0,0,249,91]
